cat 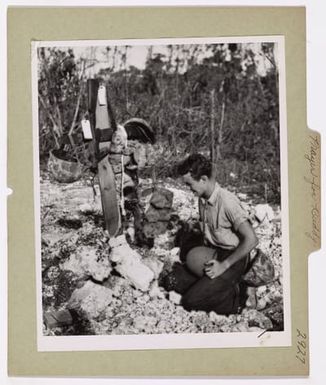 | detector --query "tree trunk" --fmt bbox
[216,100,225,161]
[210,89,215,163]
